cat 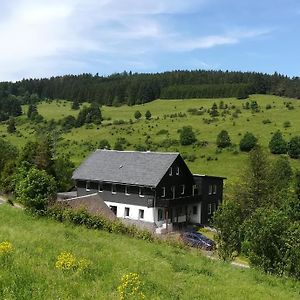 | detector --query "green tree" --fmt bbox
[71,100,80,110]
[239,132,257,152]
[244,208,290,275]
[216,130,231,148]
[53,156,75,192]
[145,110,152,120]
[179,126,197,146]
[287,136,300,159]
[134,110,142,120]
[15,167,57,210]
[269,131,287,154]
[234,146,270,215]
[213,202,243,261]
[7,117,16,133]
